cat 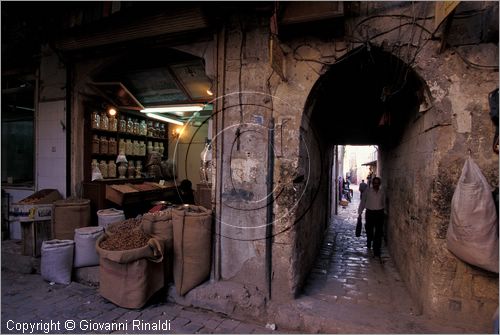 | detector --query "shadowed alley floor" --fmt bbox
[294,186,490,333]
